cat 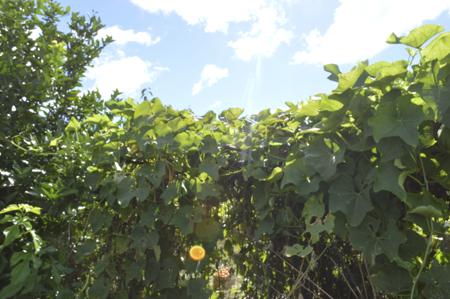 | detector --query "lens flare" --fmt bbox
[189,245,206,261]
